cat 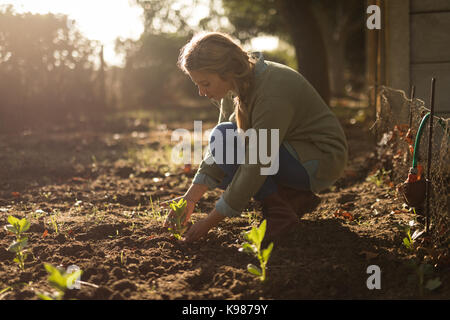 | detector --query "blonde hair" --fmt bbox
[177,32,256,130]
